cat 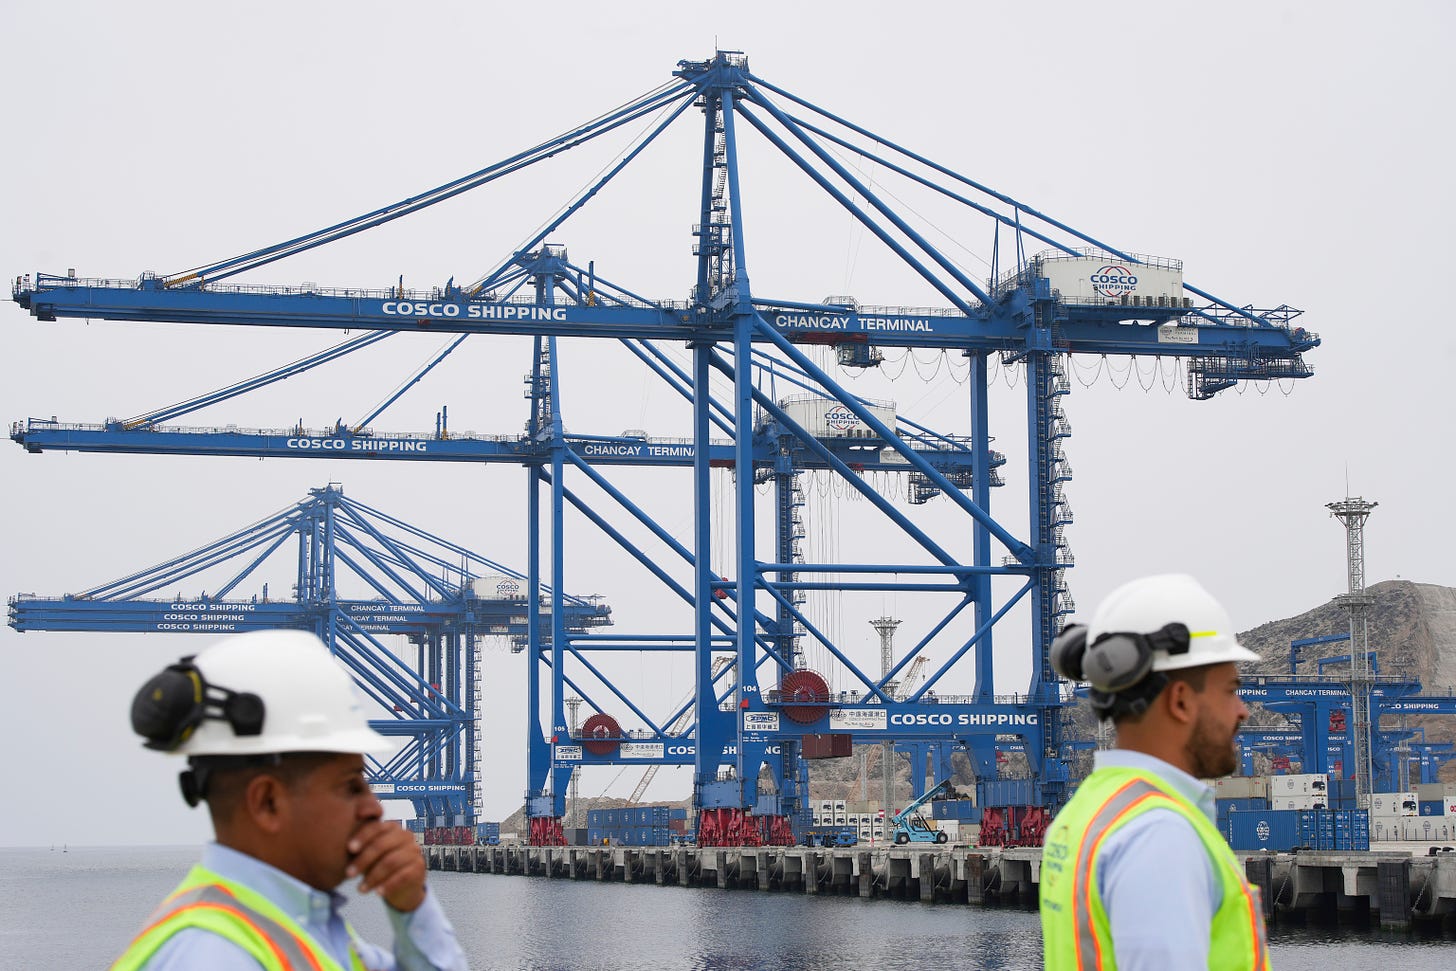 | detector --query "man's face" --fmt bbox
[1184,662,1249,778]
[279,753,383,892]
